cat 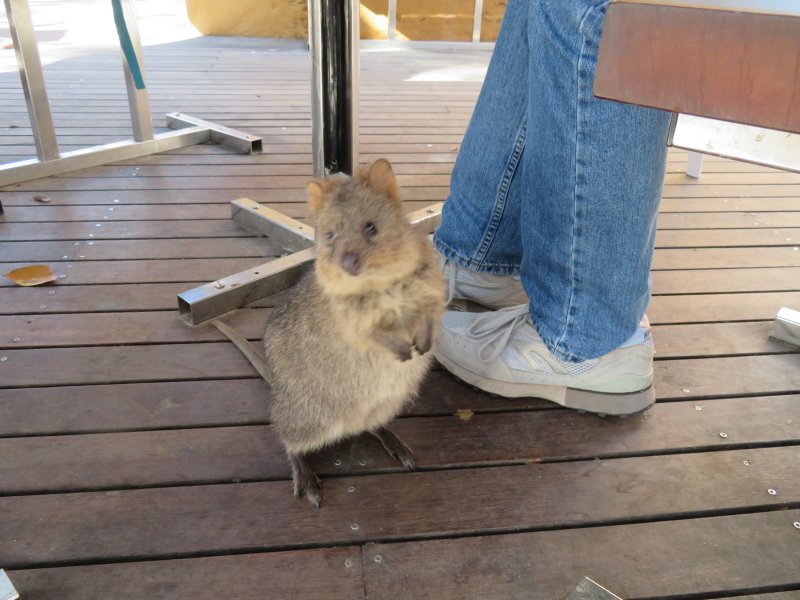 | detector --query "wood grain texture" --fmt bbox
[362,510,800,600]
[1,447,798,568]
[8,547,366,600]
[1,395,798,494]
[595,2,800,132]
